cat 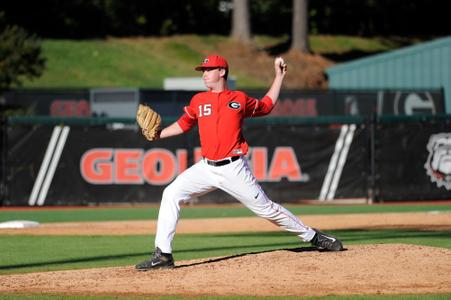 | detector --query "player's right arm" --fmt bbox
[244,57,287,118]
[265,57,287,106]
